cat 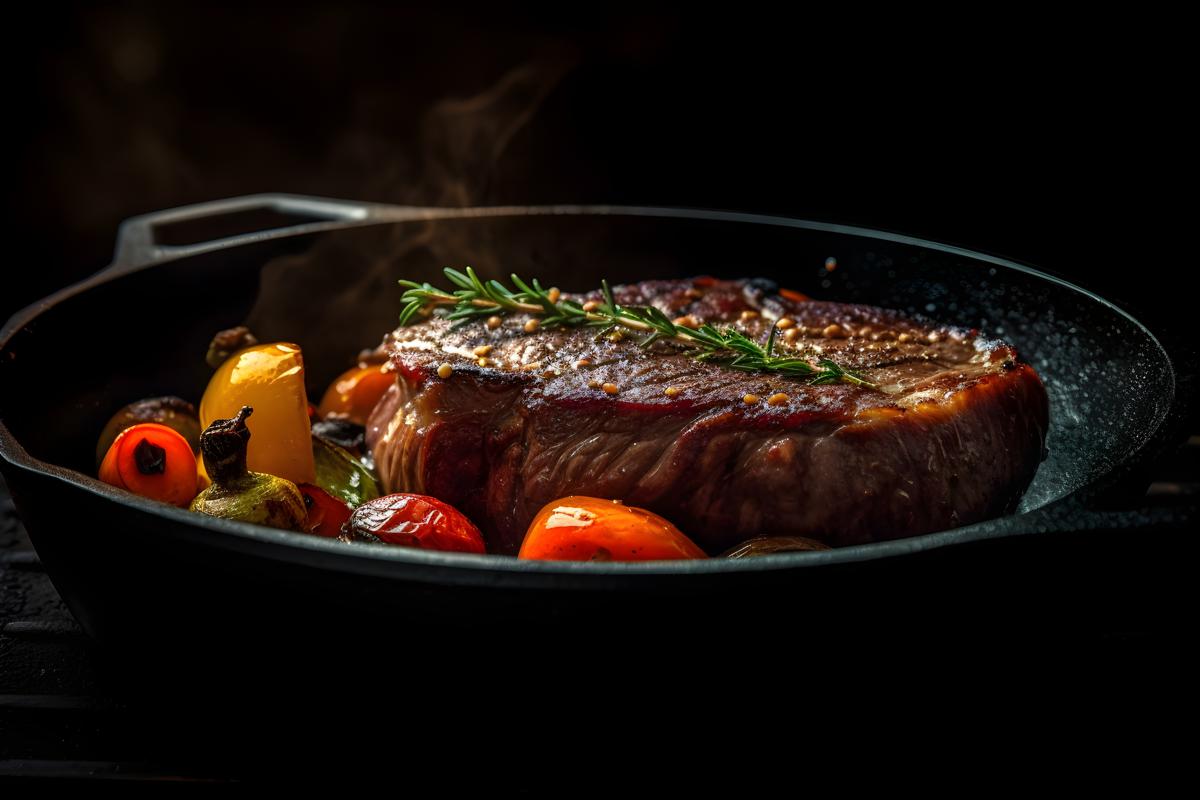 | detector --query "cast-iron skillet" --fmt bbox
[0,196,1193,691]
